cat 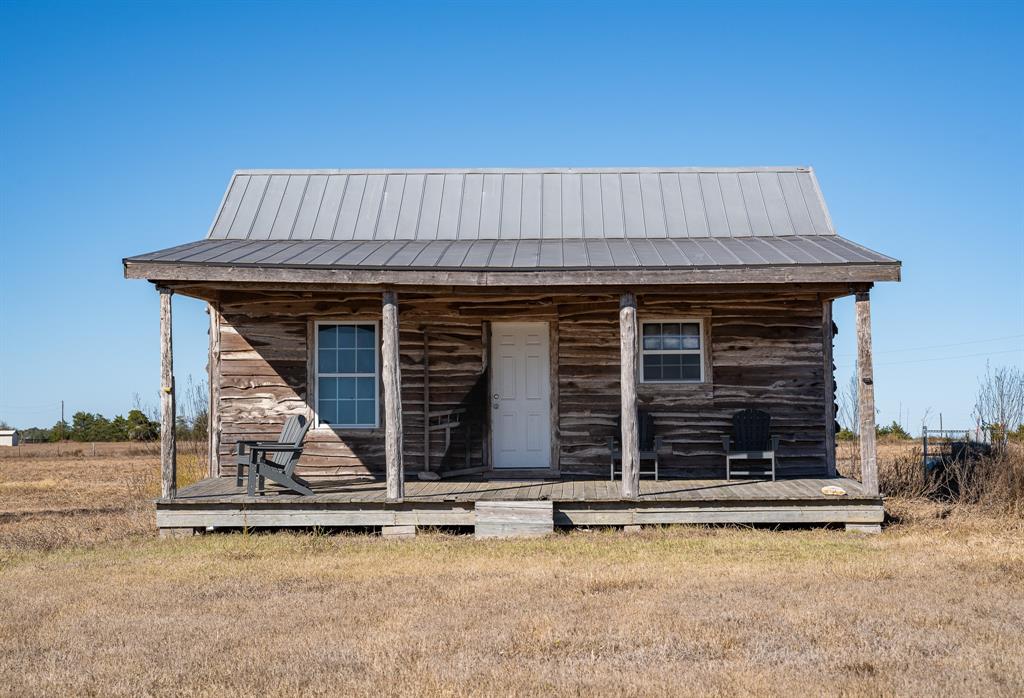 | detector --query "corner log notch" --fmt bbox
[619,292,639,499]
[382,289,404,501]
[159,286,177,500]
